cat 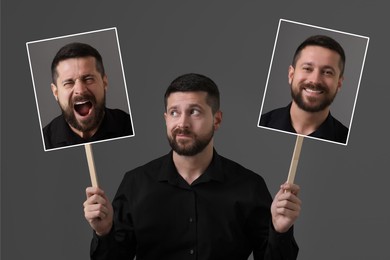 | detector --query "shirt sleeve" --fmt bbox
[259,224,299,260]
[248,175,299,260]
[90,173,137,260]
